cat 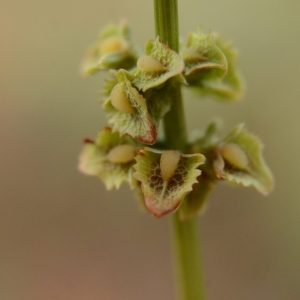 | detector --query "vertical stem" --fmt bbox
[171,214,207,300]
[153,1,207,299]
[154,0,187,150]
[164,84,187,150]
[154,0,179,52]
